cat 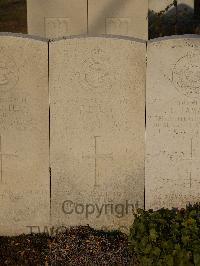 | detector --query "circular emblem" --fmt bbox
[0,54,18,91]
[84,60,110,88]
[172,54,200,98]
[81,48,115,90]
